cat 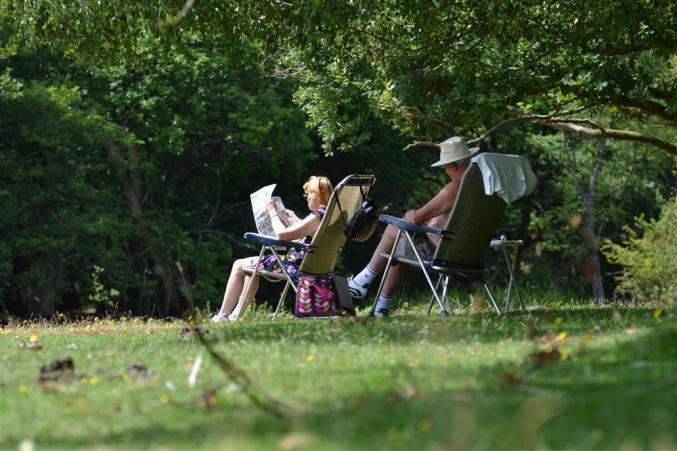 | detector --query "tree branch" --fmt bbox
[468,116,531,145]
[159,0,196,29]
[596,39,677,56]
[541,120,676,156]
[403,140,440,151]
[612,95,676,123]
[510,108,677,156]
